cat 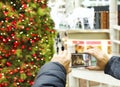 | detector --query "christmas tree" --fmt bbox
[0,0,56,86]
